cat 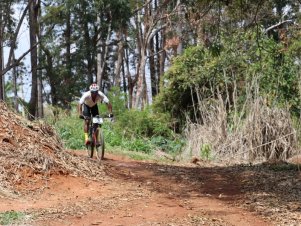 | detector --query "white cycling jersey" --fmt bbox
[79,91,109,107]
